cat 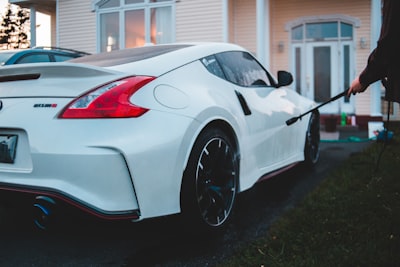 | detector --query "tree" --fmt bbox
[0,4,30,50]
